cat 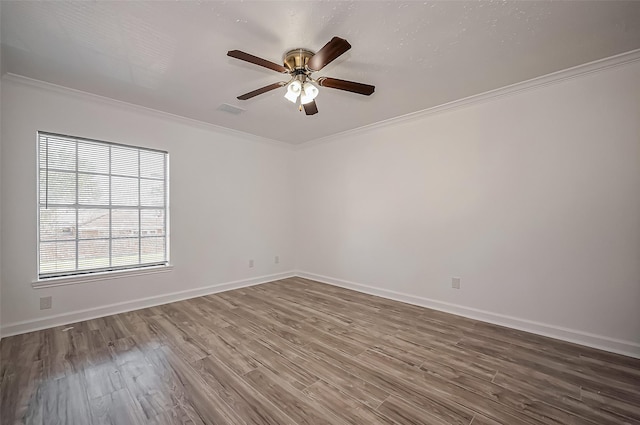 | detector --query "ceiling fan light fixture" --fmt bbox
[228,36,374,115]
[284,80,302,103]
[300,82,319,104]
